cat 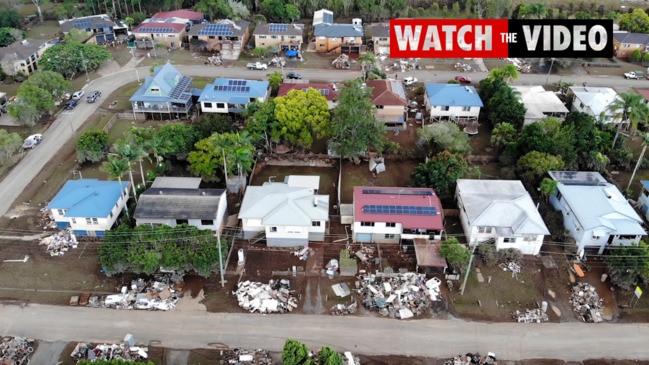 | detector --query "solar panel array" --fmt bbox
[228,80,248,86]
[197,24,233,36]
[75,18,92,28]
[269,24,288,32]
[362,189,433,196]
[363,205,437,215]
[138,27,175,33]
[169,76,192,100]
[214,85,250,92]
